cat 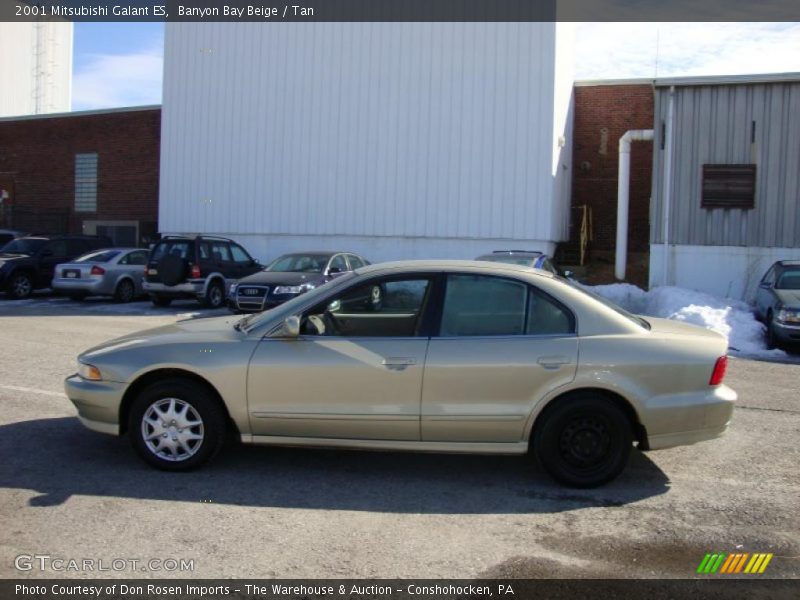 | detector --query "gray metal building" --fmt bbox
[650,73,800,299]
